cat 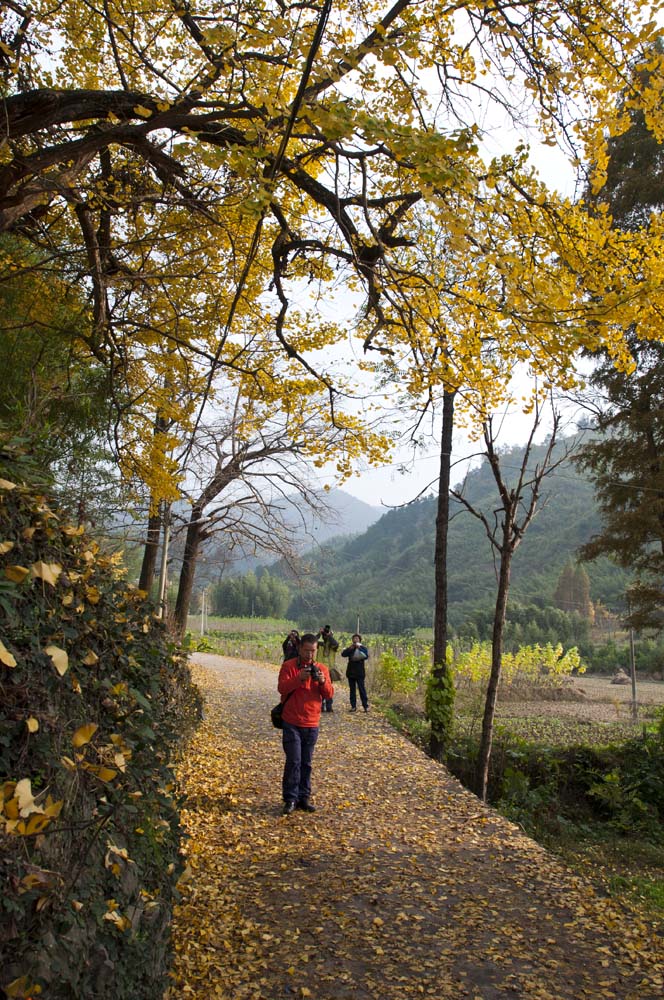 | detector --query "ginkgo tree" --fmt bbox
[2,0,664,510]
[169,368,391,634]
[364,122,664,757]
